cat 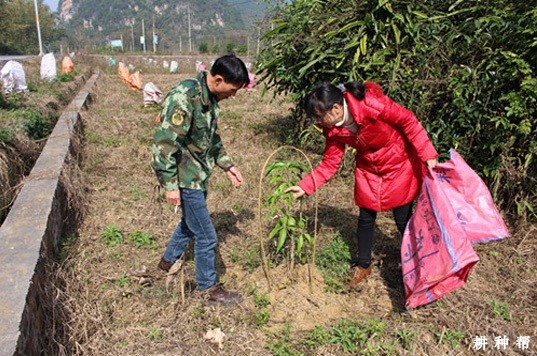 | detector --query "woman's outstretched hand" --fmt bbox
[426,158,438,169]
[285,186,306,199]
